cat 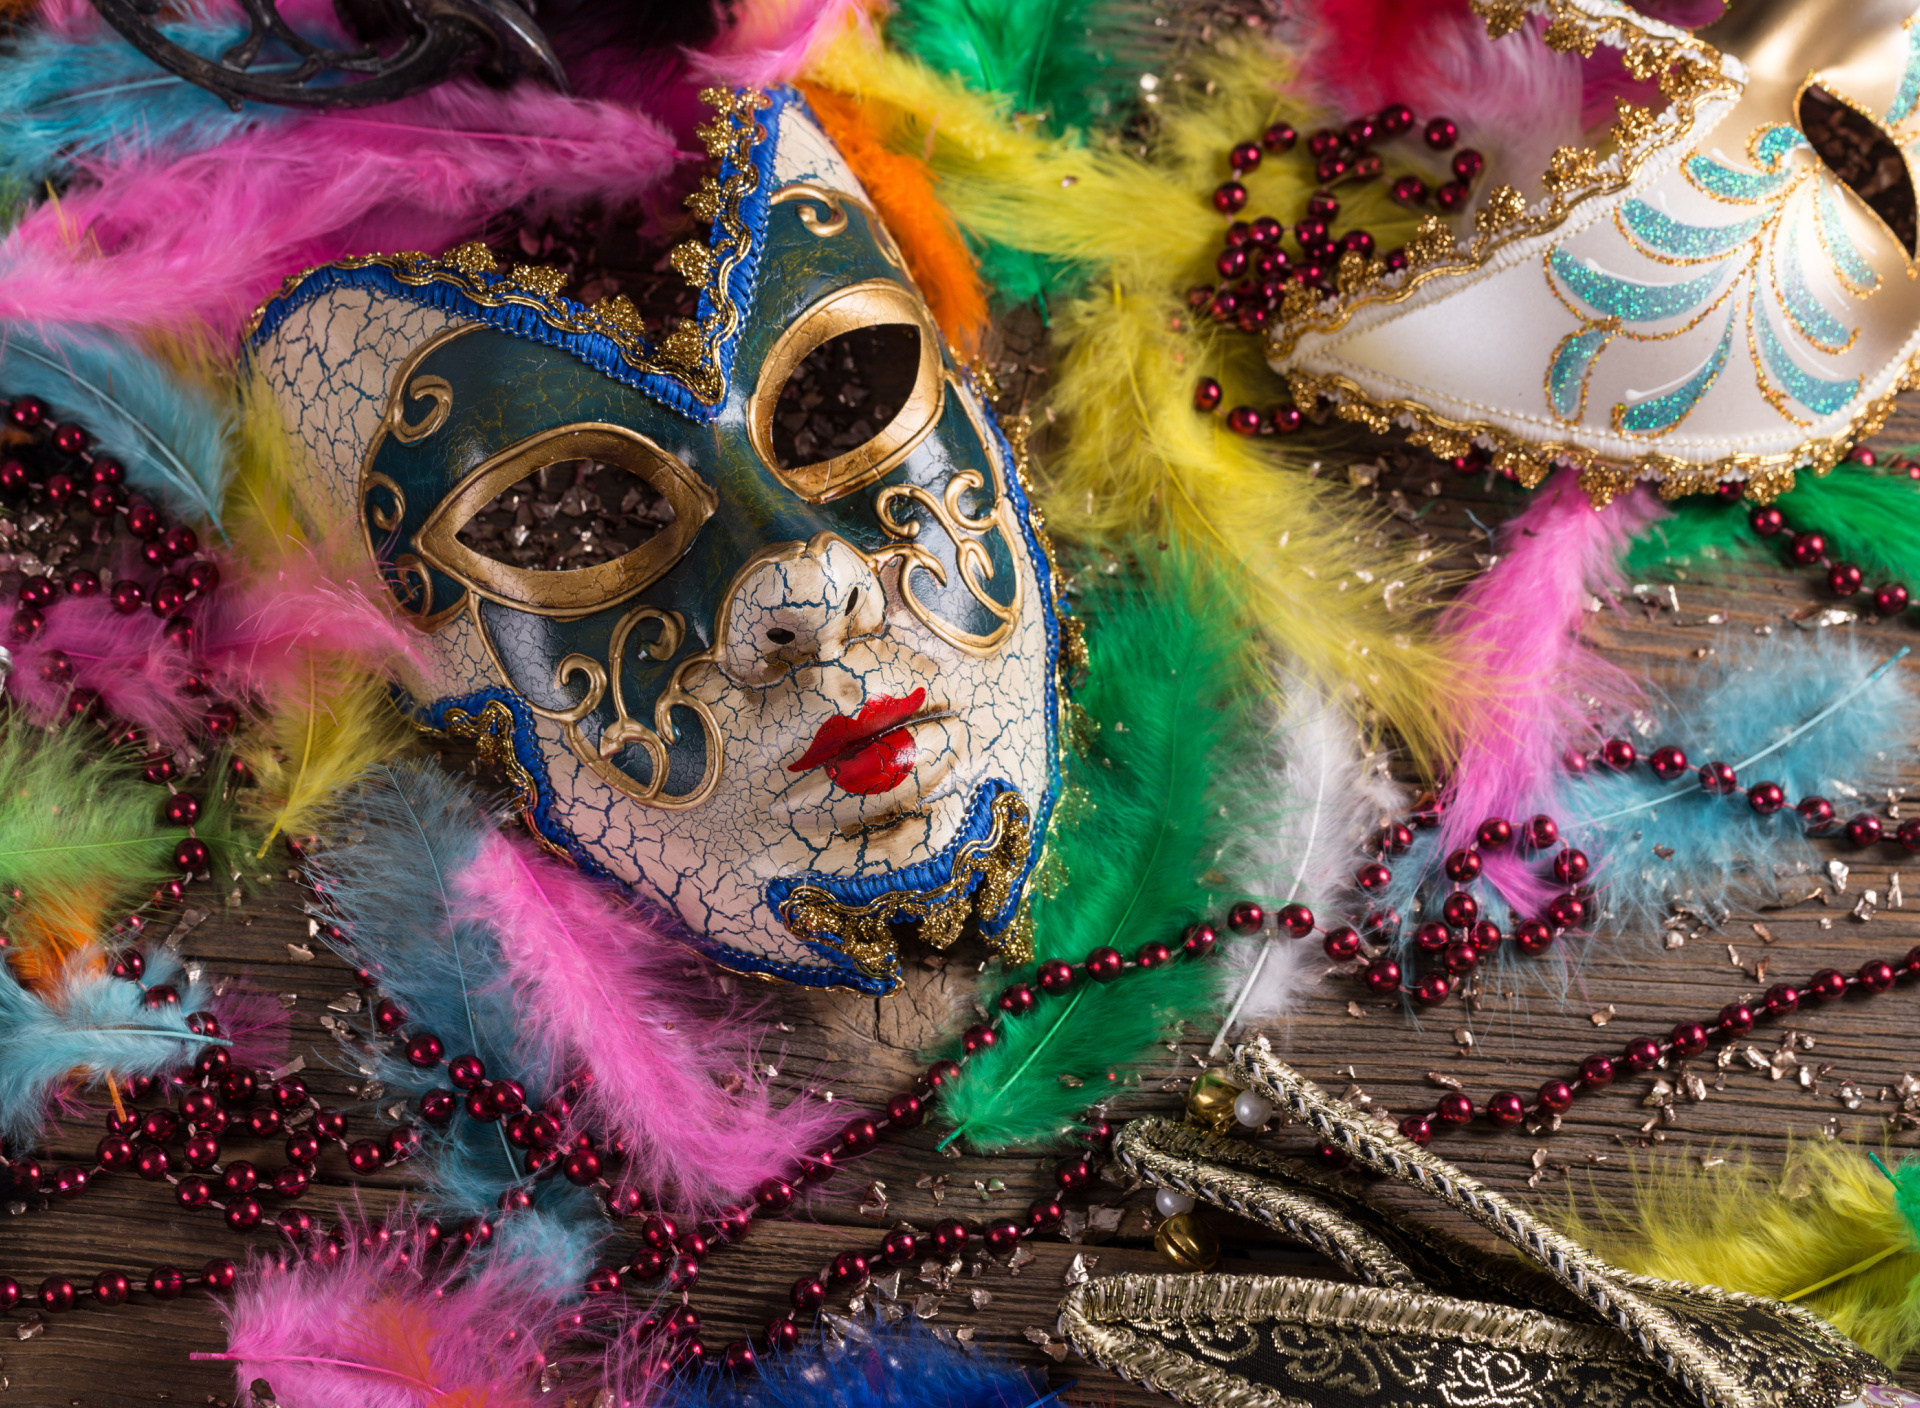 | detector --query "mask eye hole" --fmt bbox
[770,324,923,471]
[749,279,946,503]
[1799,84,1917,255]
[412,424,717,620]
[455,456,678,571]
